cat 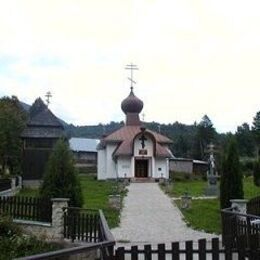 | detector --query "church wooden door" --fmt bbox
[135,159,148,178]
